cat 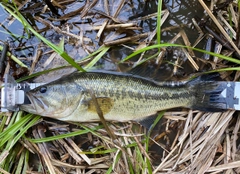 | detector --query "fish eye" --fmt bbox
[39,86,47,93]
